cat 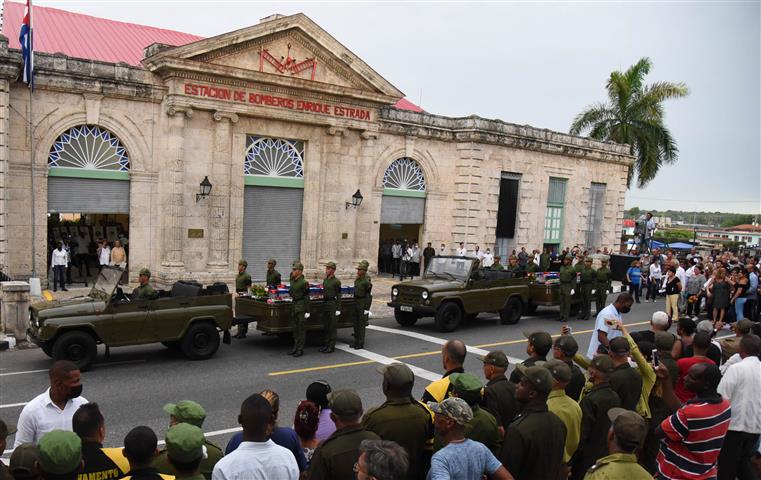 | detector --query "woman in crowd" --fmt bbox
[626,259,642,303]
[708,267,731,324]
[664,266,682,322]
[647,257,662,302]
[305,380,336,442]
[293,400,320,465]
[110,239,127,268]
[730,267,749,322]
[685,265,706,320]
